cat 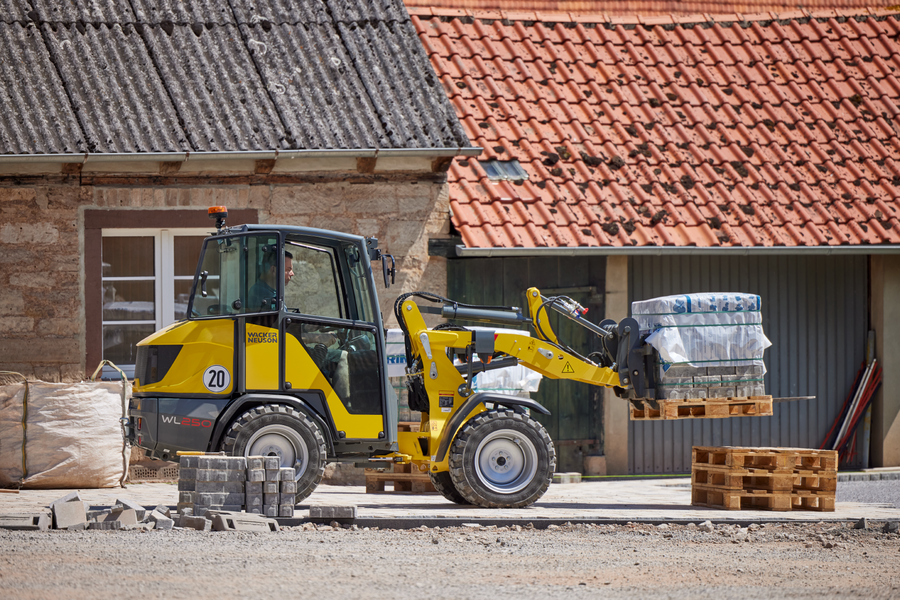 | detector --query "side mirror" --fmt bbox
[382,254,396,288]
